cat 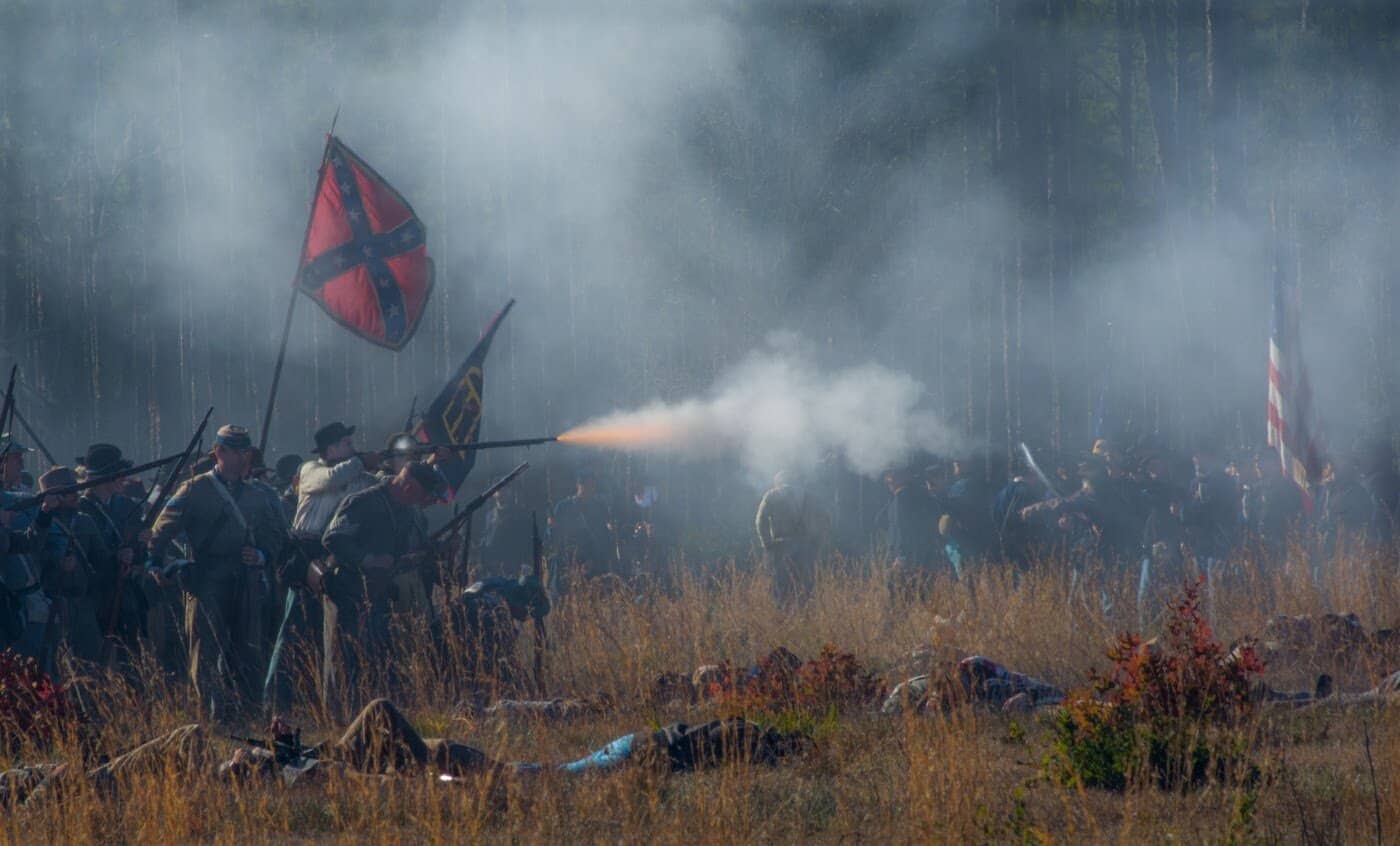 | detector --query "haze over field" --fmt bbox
[1,1,1397,535]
